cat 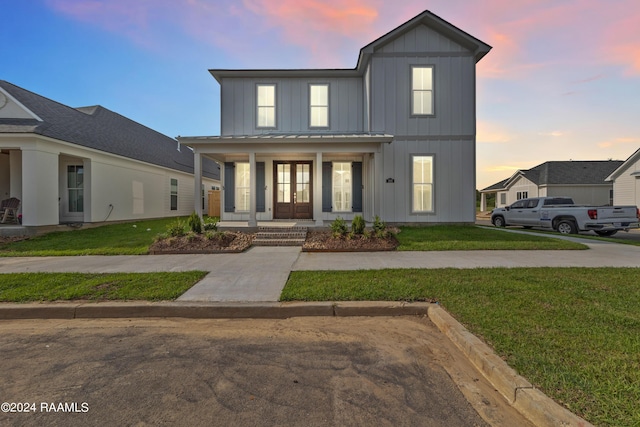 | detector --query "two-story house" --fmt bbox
[180,10,491,226]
